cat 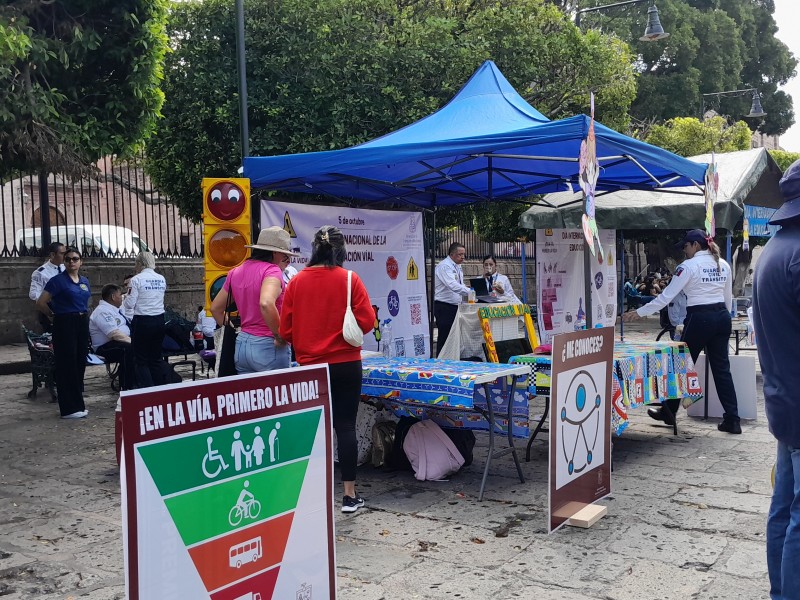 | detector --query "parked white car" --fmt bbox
[17,224,150,256]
